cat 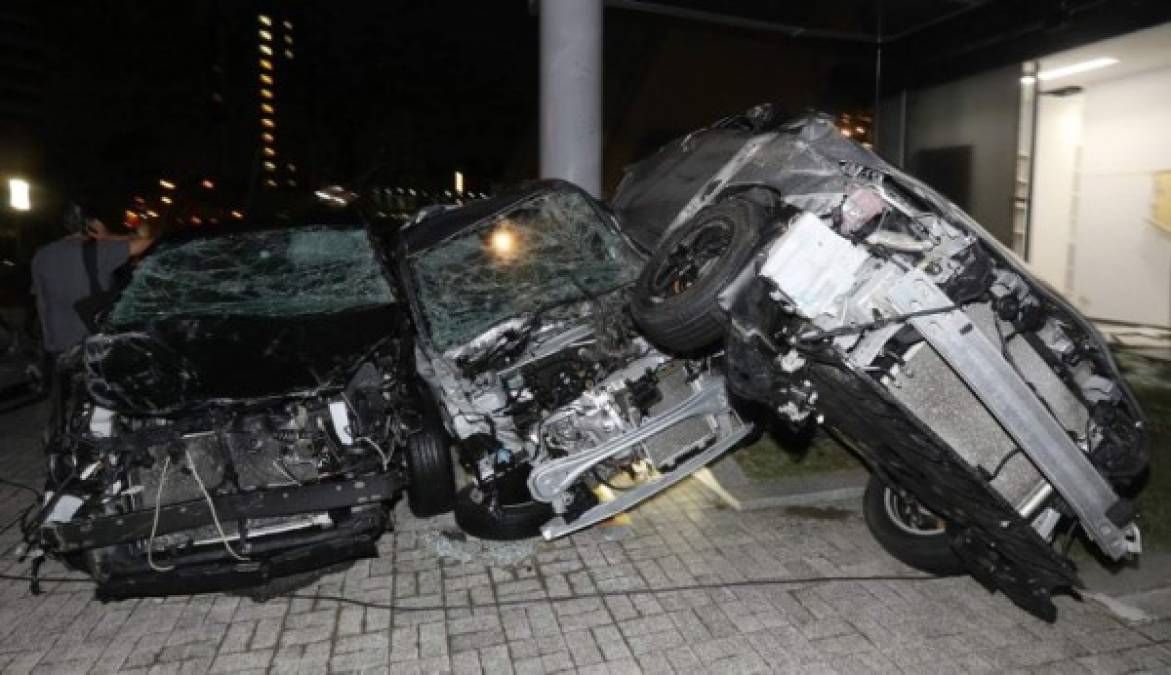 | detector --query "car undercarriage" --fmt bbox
[615,107,1148,620]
